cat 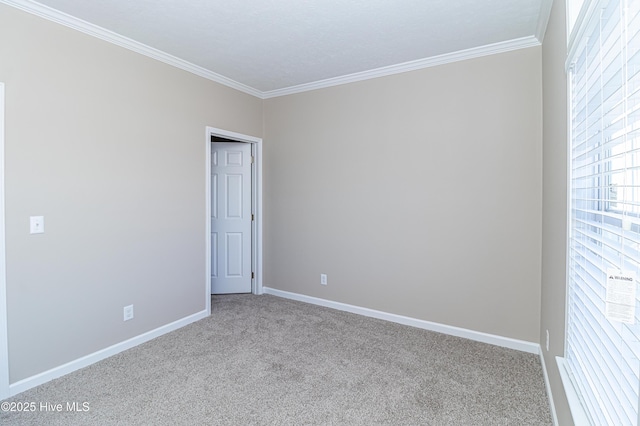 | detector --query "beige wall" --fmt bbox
[0,4,262,382]
[541,0,572,424]
[1,3,571,416]
[263,47,543,342]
